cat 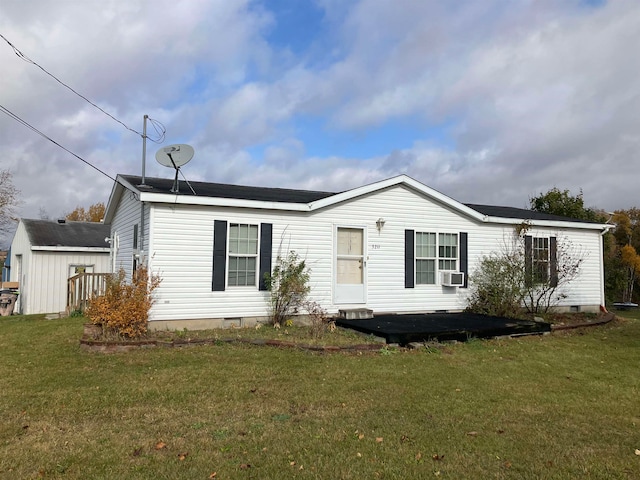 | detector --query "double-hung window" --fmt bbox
[416,232,436,284]
[227,223,259,287]
[415,232,459,284]
[532,237,550,284]
[438,233,458,271]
